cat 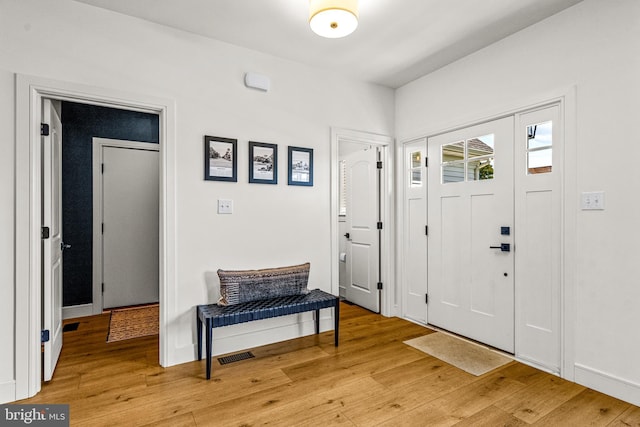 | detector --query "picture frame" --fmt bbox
[288,146,314,186]
[249,141,278,184]
[204,135,237,182]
